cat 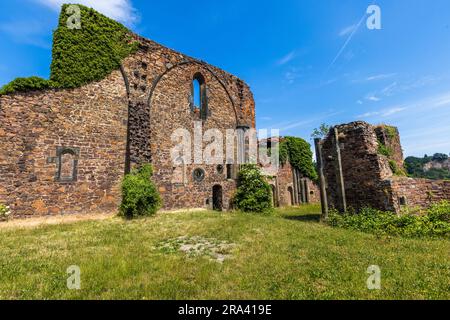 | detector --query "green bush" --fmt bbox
[234,164,273,214]
[0,204,11,221]
[427,201,450,223]
[327,201,450,238]
[119,164,161,219]
[0,77,53,95]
